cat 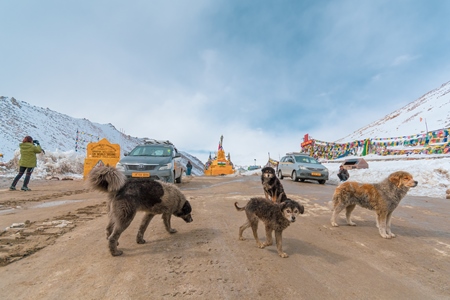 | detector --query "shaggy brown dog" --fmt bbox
[88,166,193,256]
[235,197,304,258]
[261,166,287,203]
[331,171,417,238]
